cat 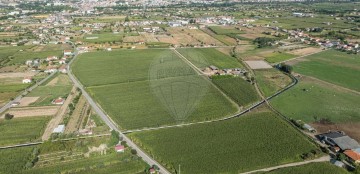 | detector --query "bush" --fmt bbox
[5,113,14,120]
[131,149,137,155]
